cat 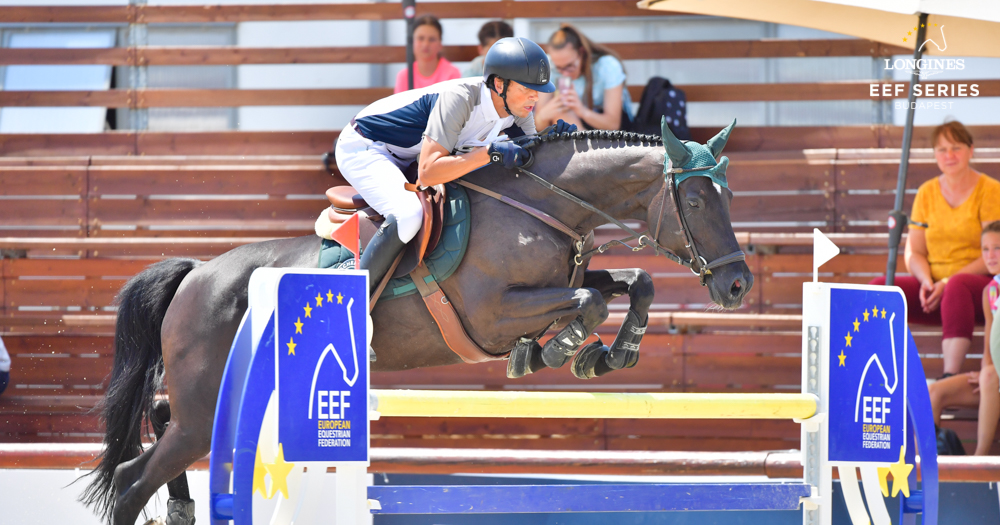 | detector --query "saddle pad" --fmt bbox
[318,183,471,302]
